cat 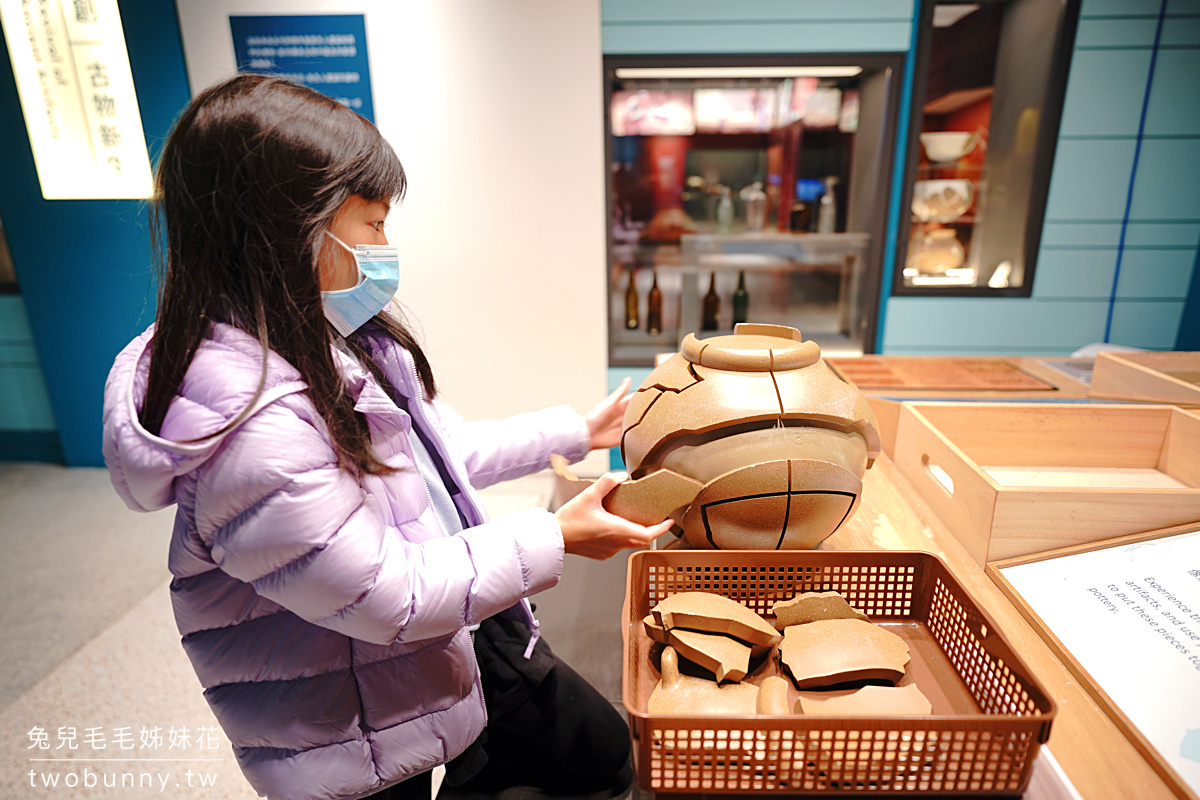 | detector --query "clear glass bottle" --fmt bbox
[817,175,839,233]
[716,186,734,234]
[741,182,767,232]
